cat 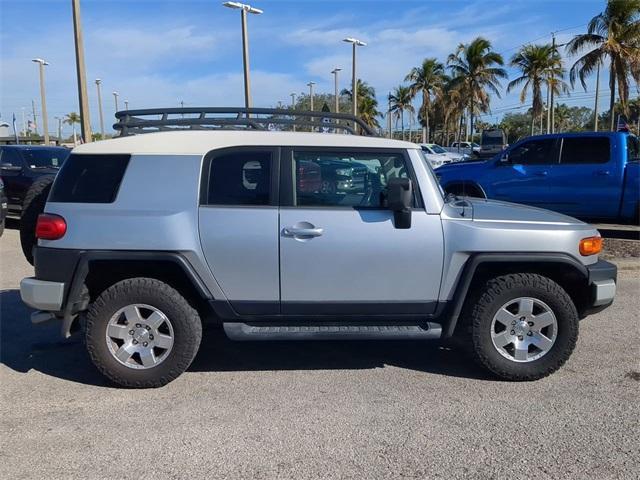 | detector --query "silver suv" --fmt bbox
[19,108,617,388]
